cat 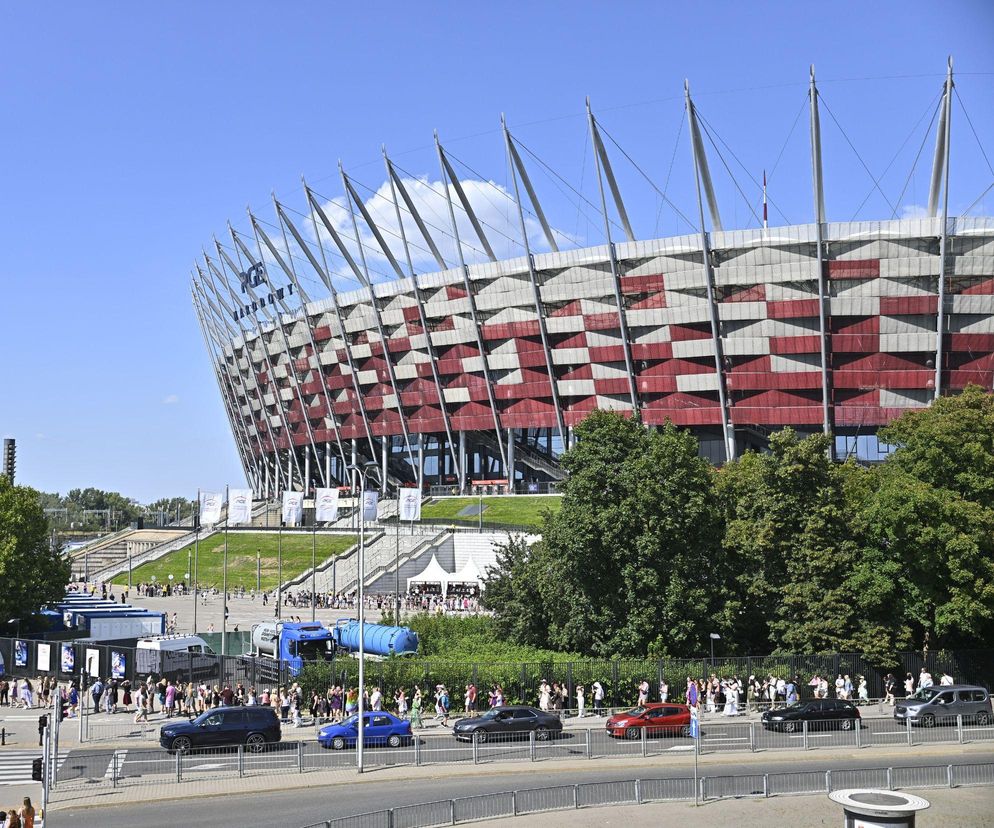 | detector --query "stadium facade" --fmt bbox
[191,65,994,497]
